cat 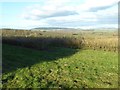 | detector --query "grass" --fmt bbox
[2,44,118,88]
